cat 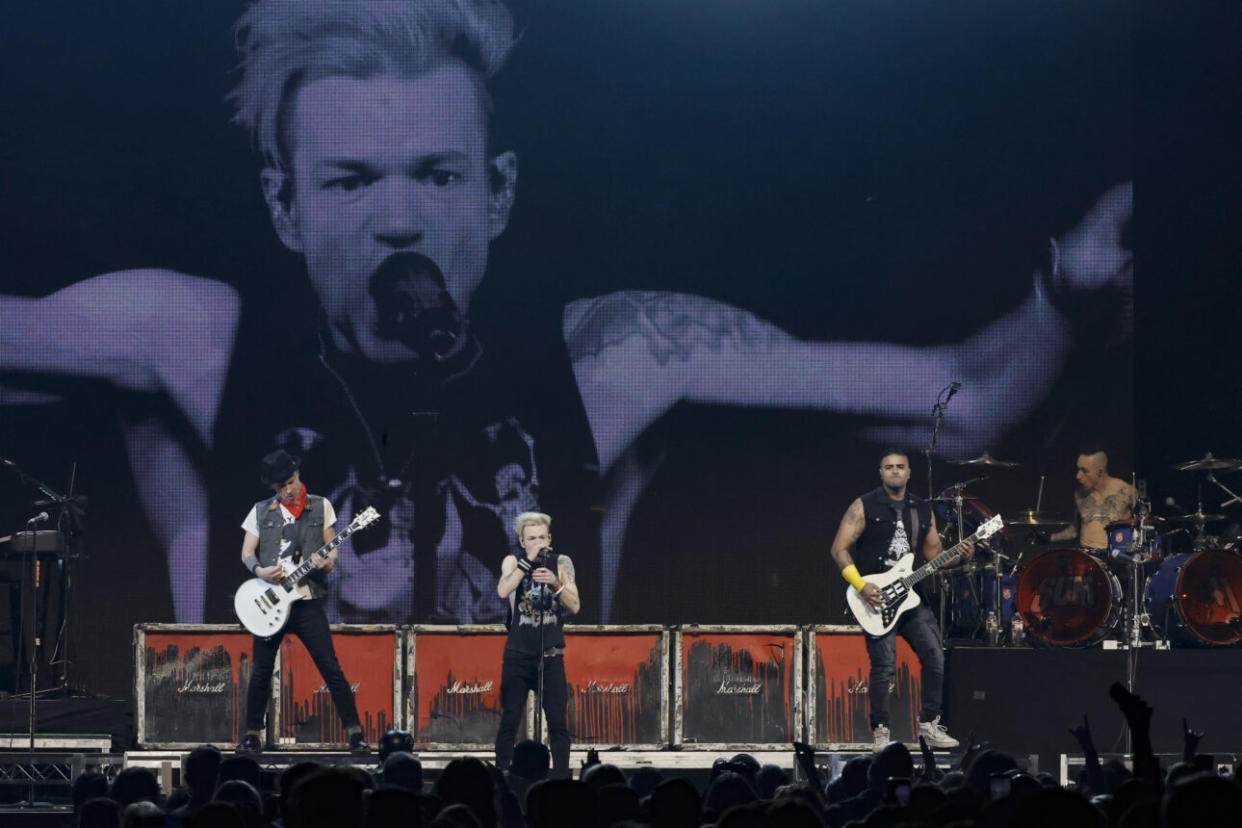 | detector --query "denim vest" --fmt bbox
[254,494,328,599]
[854,487,931,577]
